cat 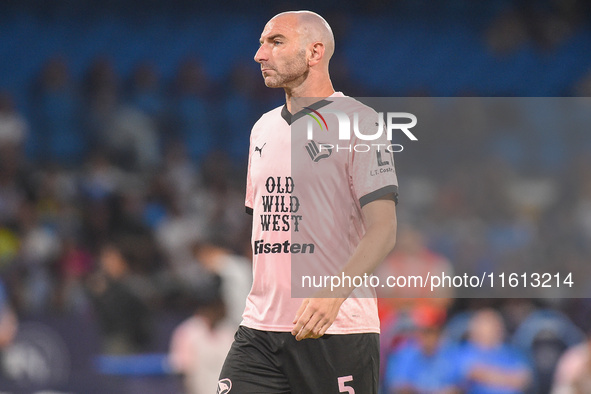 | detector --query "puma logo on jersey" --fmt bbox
[217,378,232,393]
[254,143,266,157]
